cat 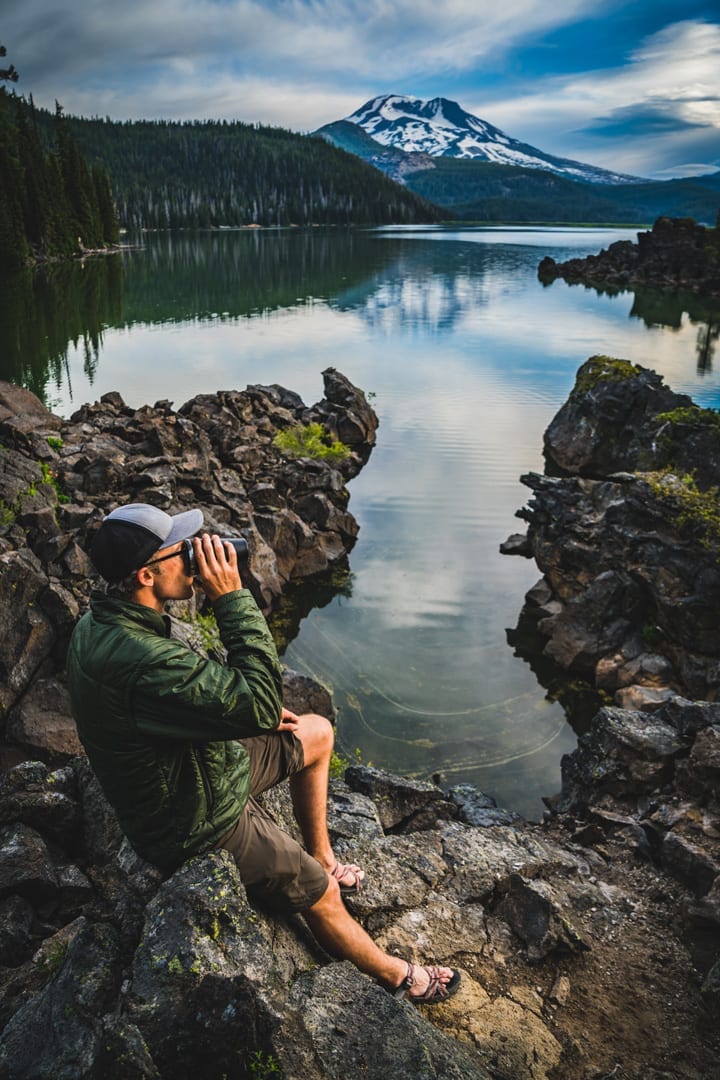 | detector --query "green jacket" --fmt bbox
[66,588,283,869]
